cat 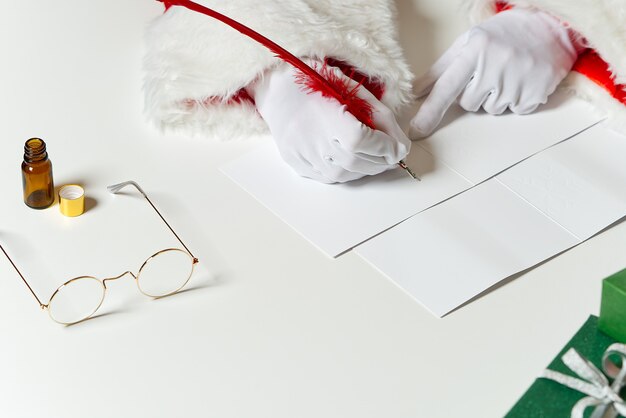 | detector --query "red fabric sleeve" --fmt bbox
[496,1,626,105]
[573,50,626,105]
